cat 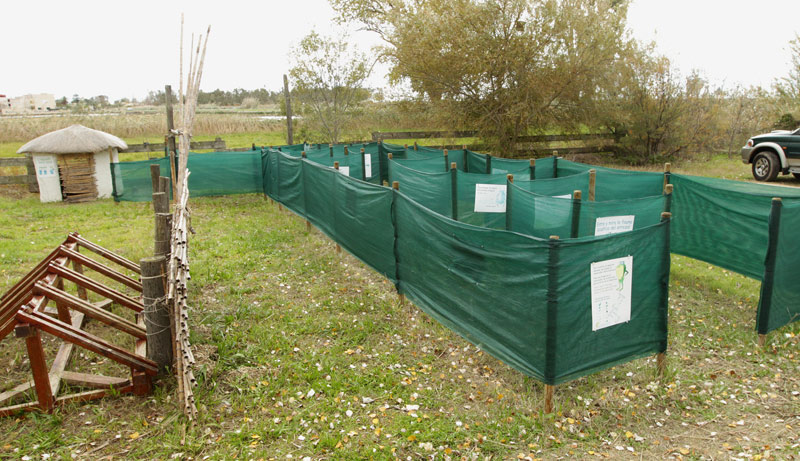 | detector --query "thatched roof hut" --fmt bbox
[18,125,127,203]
